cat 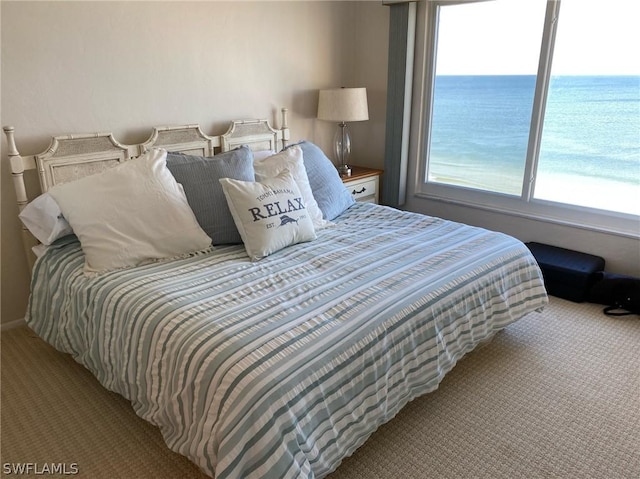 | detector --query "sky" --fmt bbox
[435,0,640,76]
